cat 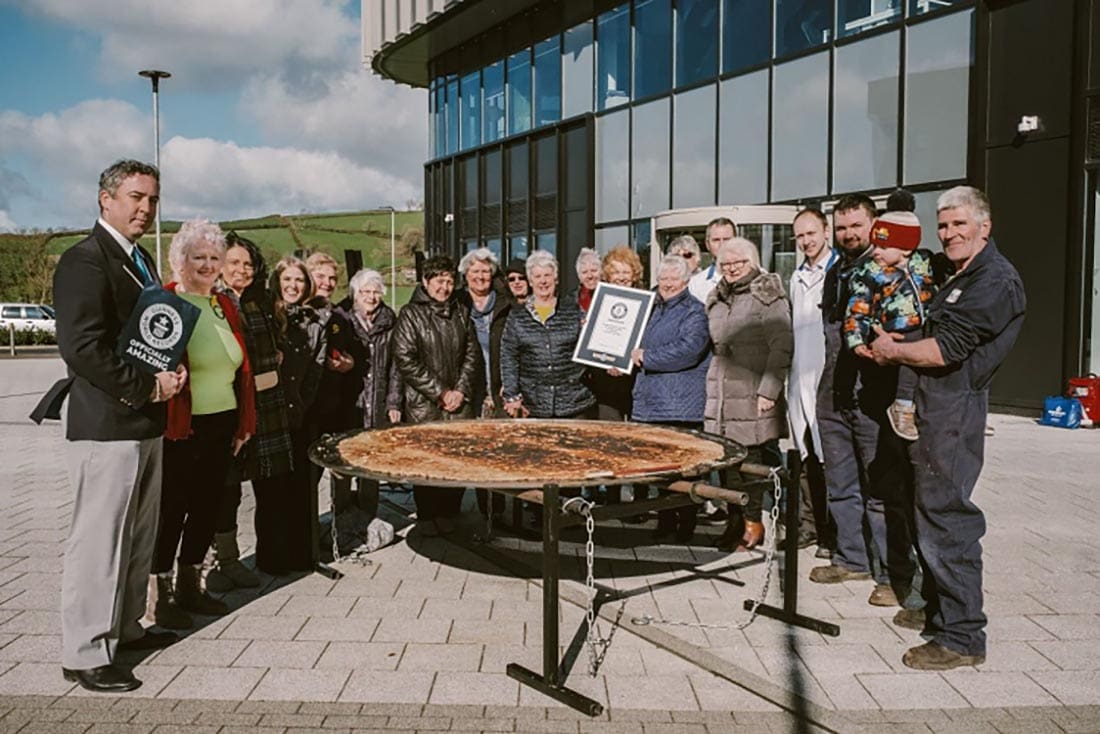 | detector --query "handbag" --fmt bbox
[1040,396,1083,429]
[1066,373,1100,423]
